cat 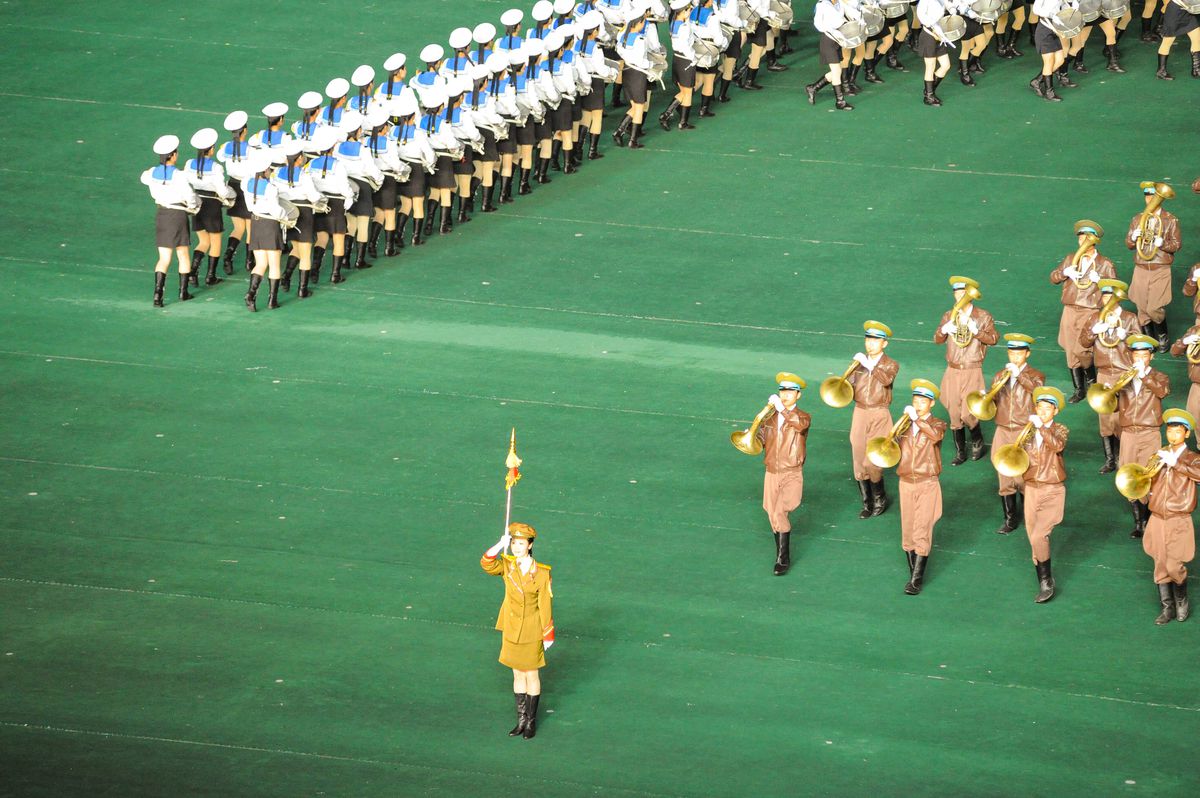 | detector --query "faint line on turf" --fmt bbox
[2,577,1190,713]
[0,722,690,798]
[0,168,105,181]
[0,91,224,116]
[0,23,367,57]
